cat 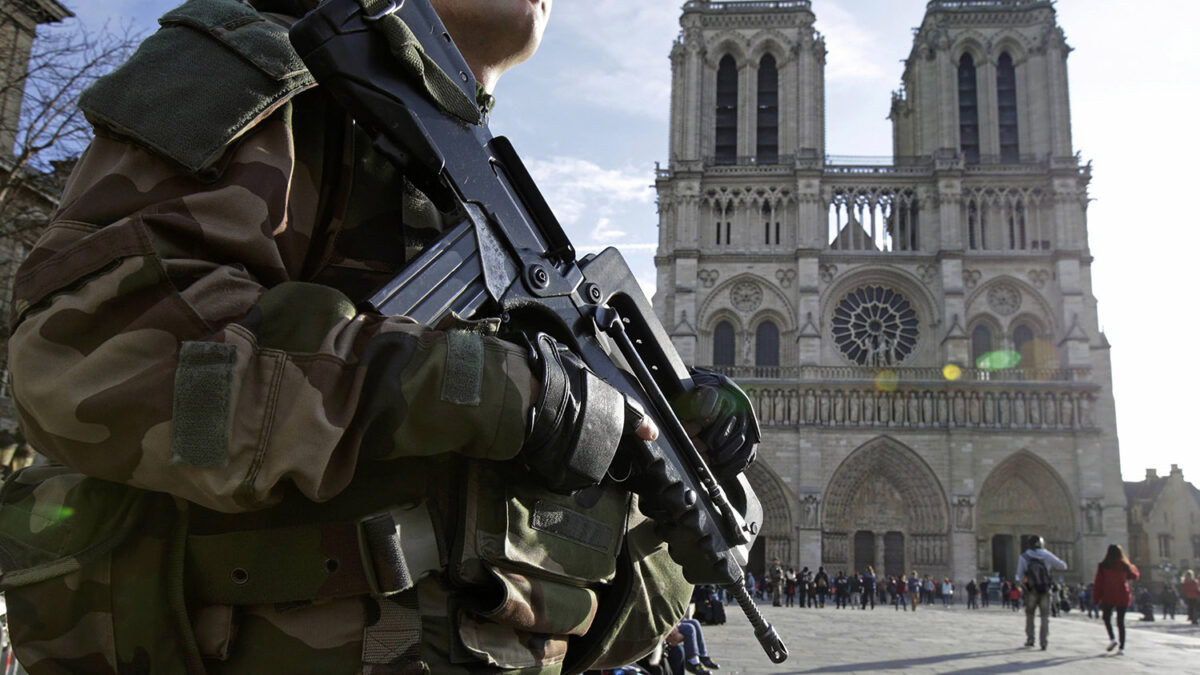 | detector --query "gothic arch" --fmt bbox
[745,461,794,540]
[966,275,1056,336]
[748,33,789,66]
[990,34,1032,64]
[704,31,749,67]
[823,437,949,536]
[952,34,988,64]
[699,273,797,332]
[977,450,1077,576]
